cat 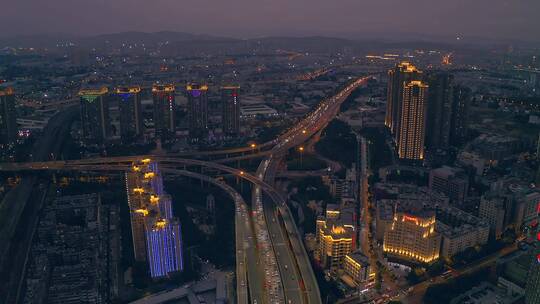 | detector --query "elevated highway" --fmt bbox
[0,75,371,304]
